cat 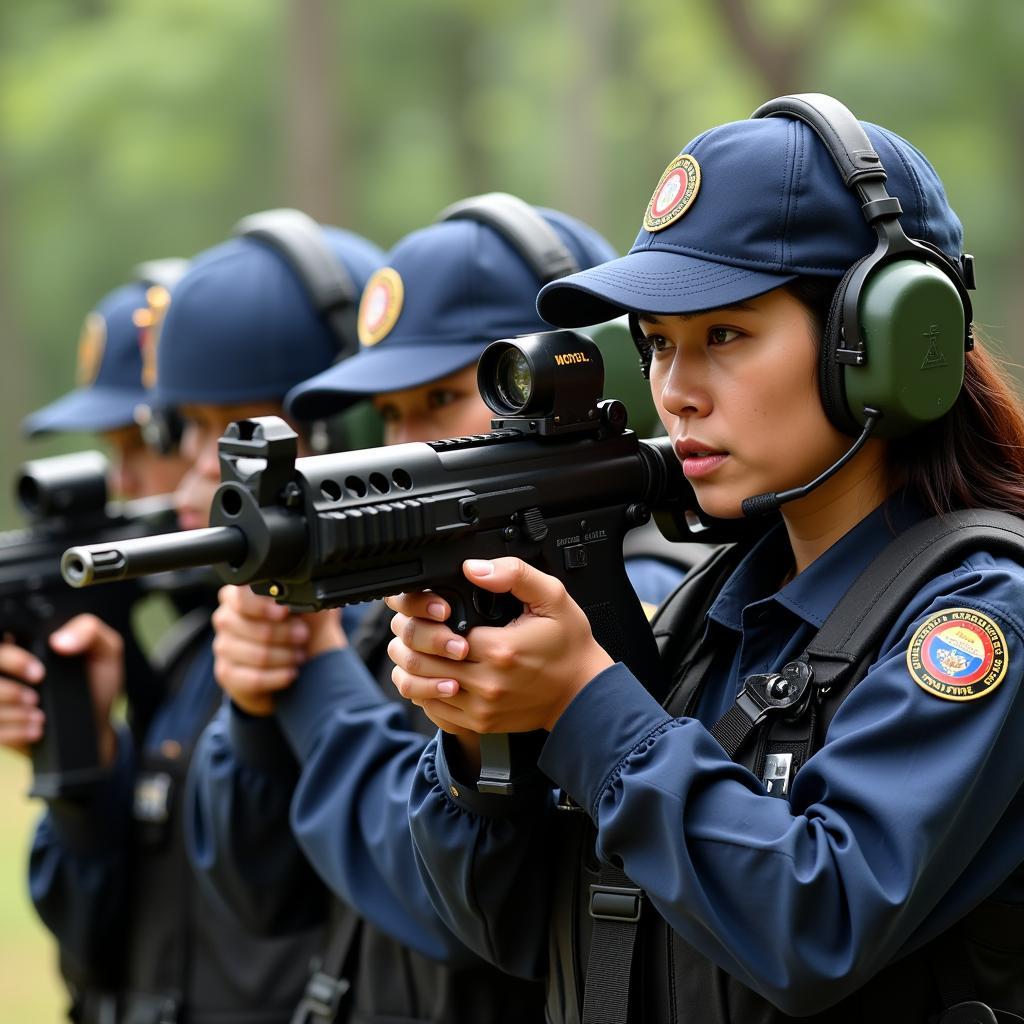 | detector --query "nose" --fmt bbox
[195,433,222,482]
[656,349,712,420]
